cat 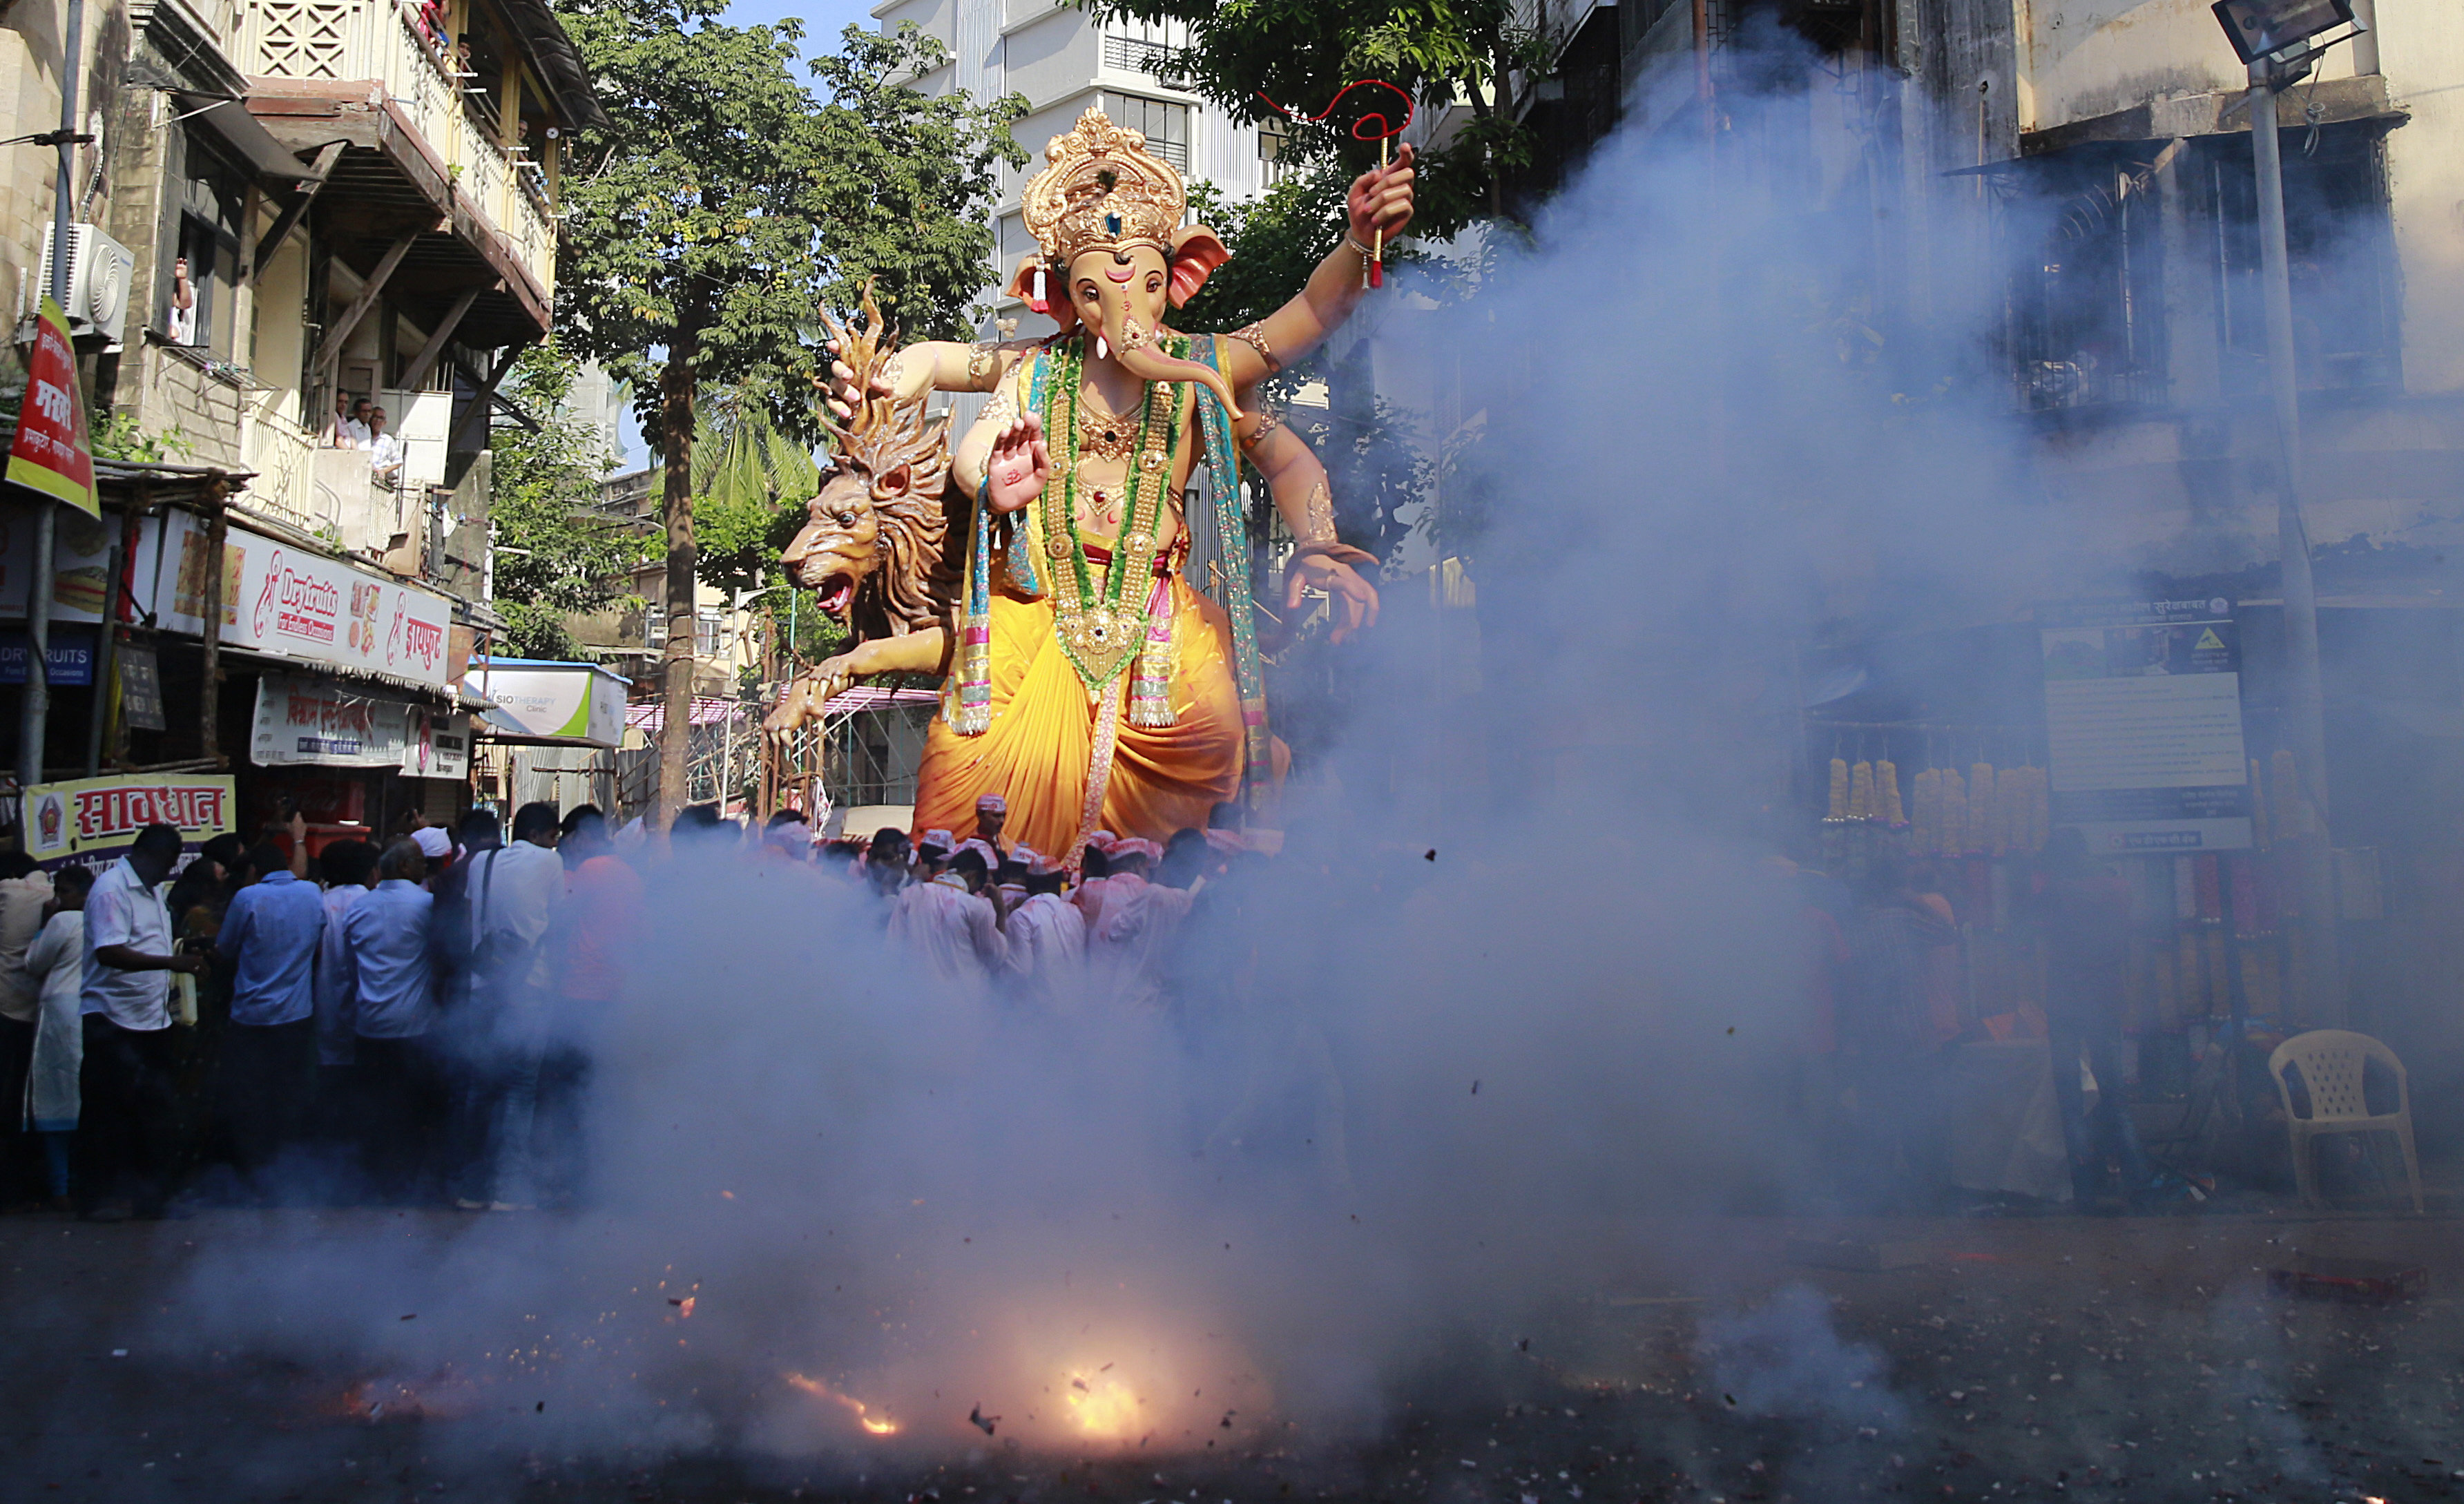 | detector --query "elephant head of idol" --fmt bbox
[1012,106,1240,418]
